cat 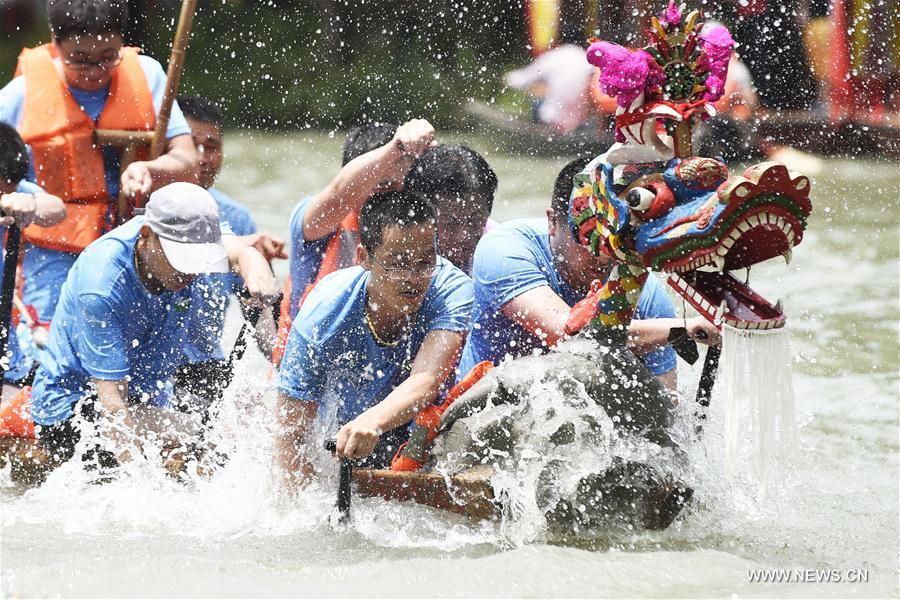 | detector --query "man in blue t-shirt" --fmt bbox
[0,123,66,392]
[174,96,286,404]
[459,158,720,390]
[0,0,199,325]
[31,183,279,470]
[276,190,473,493]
